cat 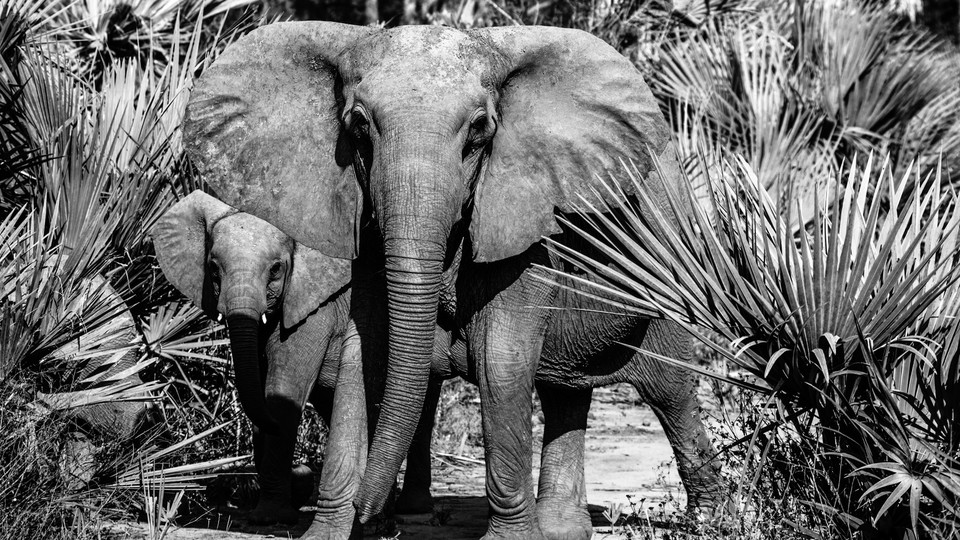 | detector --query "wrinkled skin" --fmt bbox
[152,192,444,534]
[185,23,724,540]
